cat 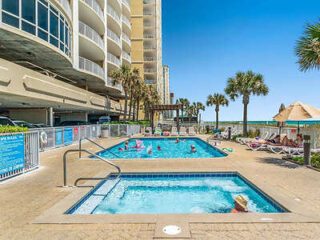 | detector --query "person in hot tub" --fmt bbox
[230,195,251,213]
